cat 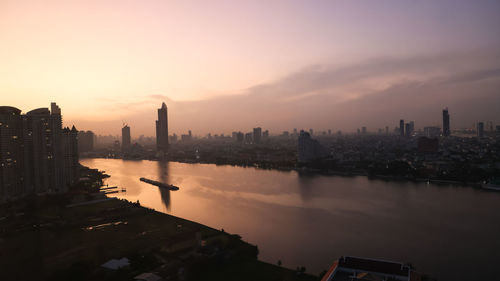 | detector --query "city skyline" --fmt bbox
[1,1,500,135]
